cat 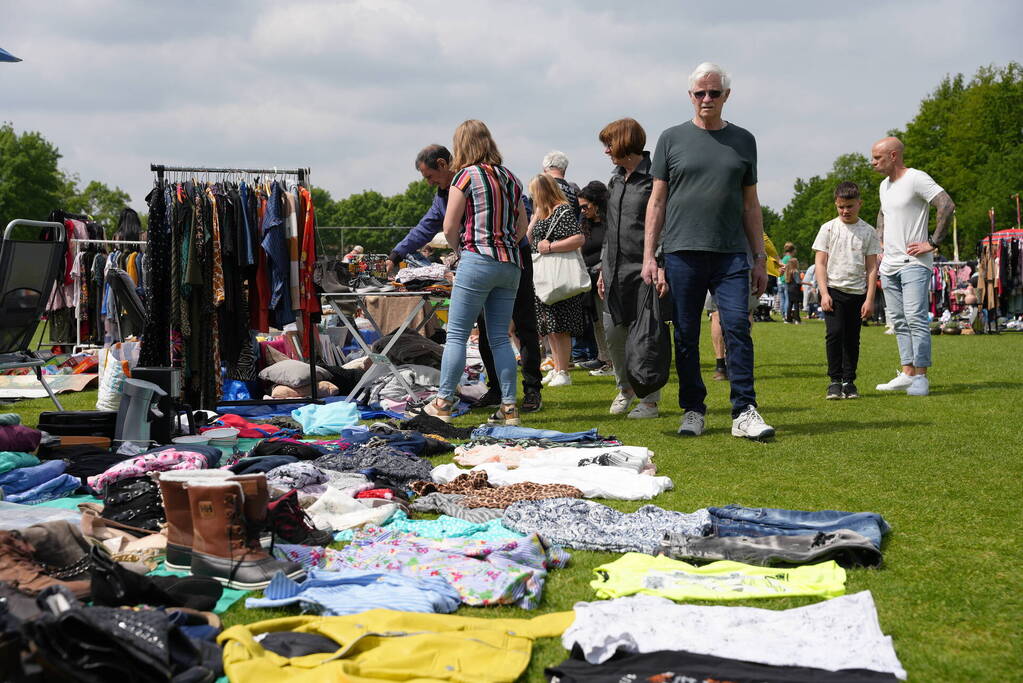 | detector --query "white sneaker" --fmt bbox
[906,374,930,396]
[732,406,775,440]
[678,411,705,436]
[884,327,895,335]
[627,402,659,419]
[876,372,914,392]
[540,369,557,386]
[547,370,572,387]
[609,392,635,415]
